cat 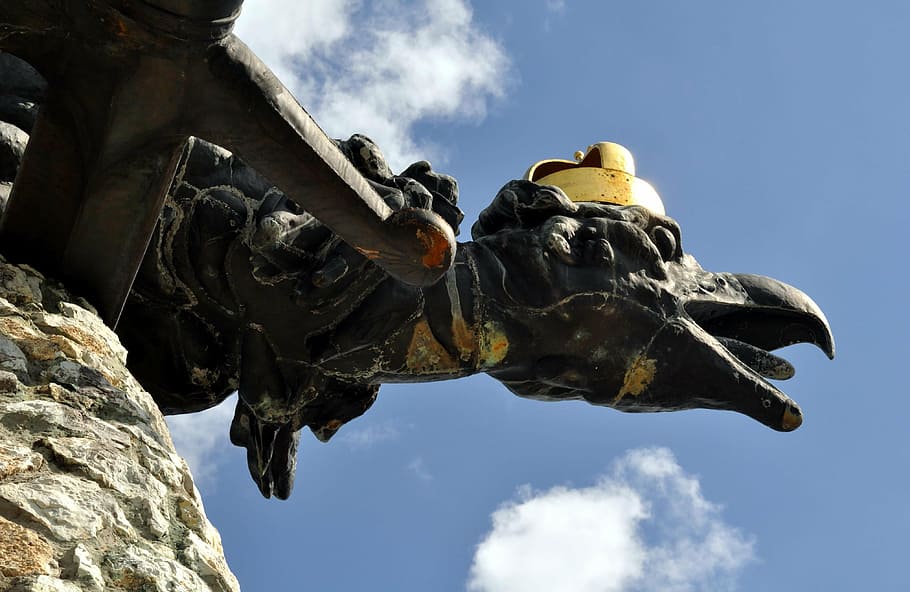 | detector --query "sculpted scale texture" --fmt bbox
[0,53,834,501]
